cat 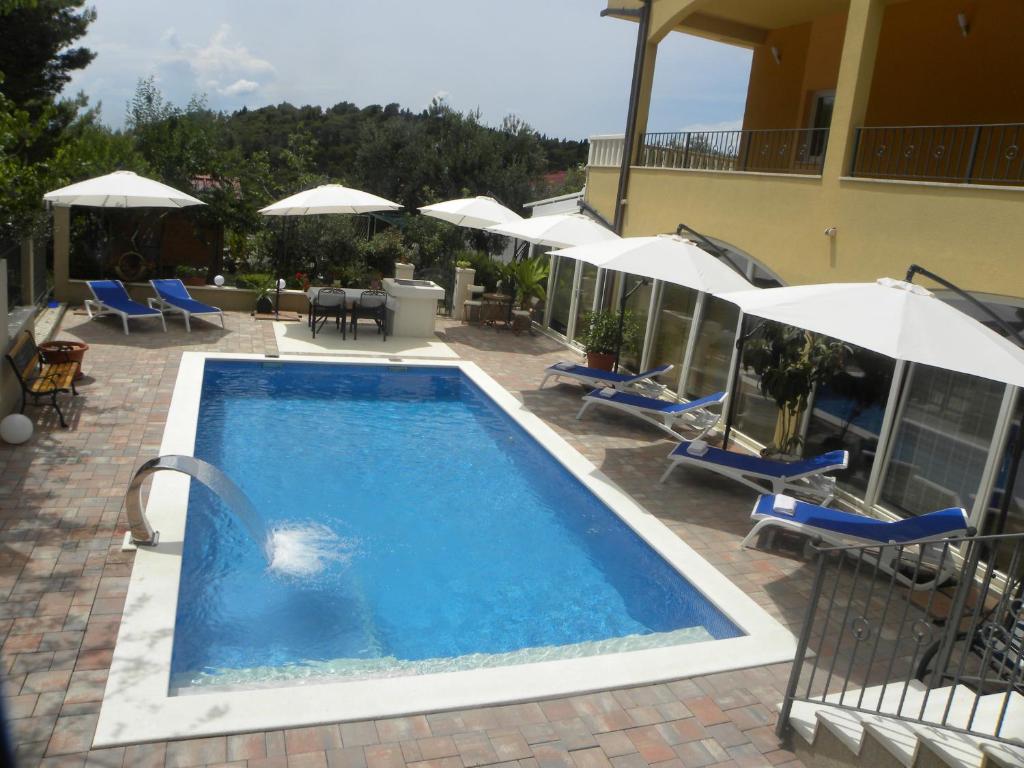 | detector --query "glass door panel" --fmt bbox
[880,366,1005,516]
[618,273,654,374]
[646,283,697,392]
[683,295,738,400]
[803,349,895,495]
[547,255,575,336]
[570,263,599,345]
